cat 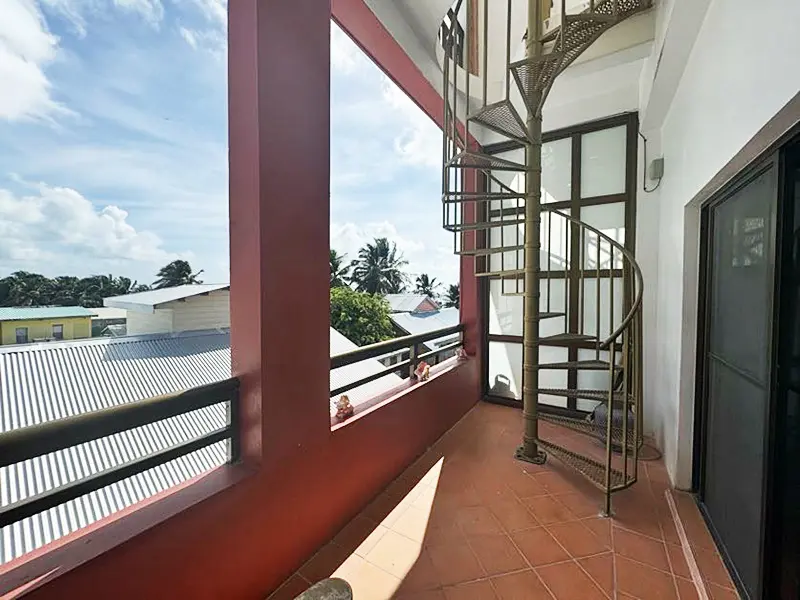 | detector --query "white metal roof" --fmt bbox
[389,308,460,347]
[103,284,230,314]
[384,294,437,313]
[0,327,402,565]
